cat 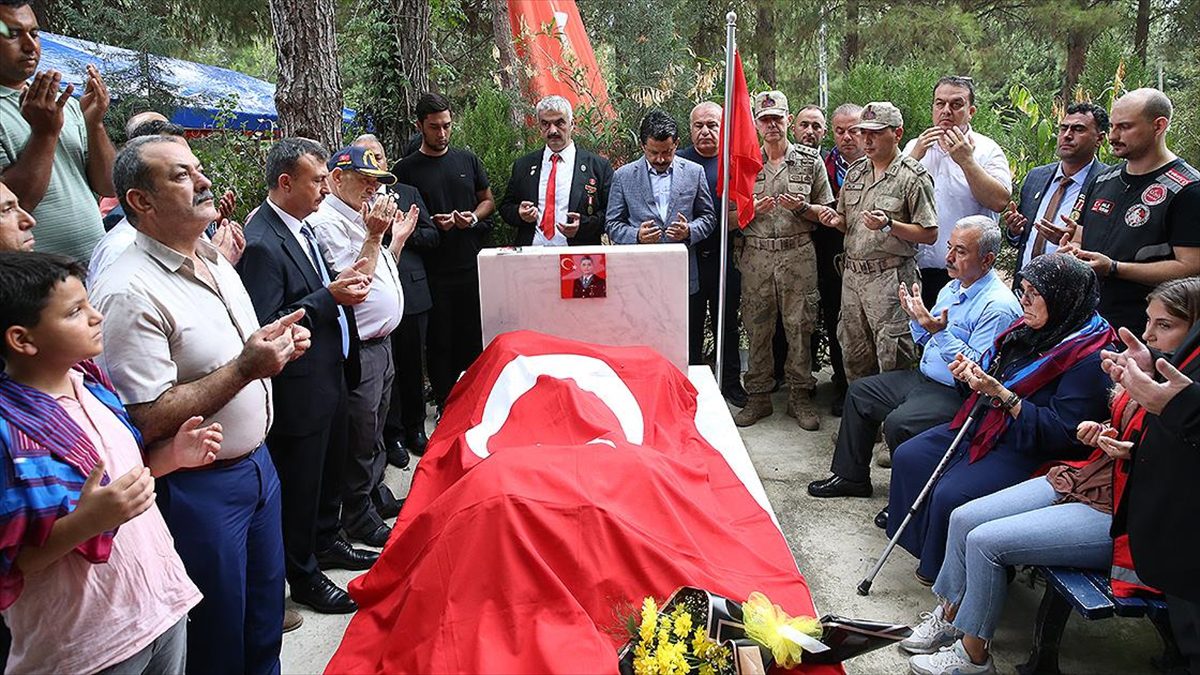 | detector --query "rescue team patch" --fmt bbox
[1091,199,1115,215]
[1125,204,1151,228]
[1142,184,1168,206]
[1165,168,1195,188]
